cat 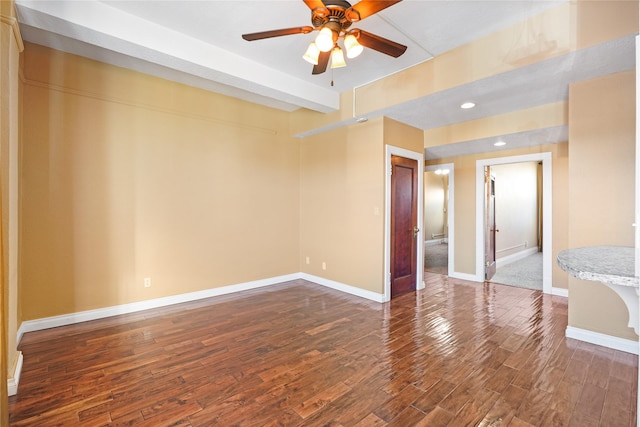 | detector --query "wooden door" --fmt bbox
[391,155,419,297]
[485,166,497,280]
